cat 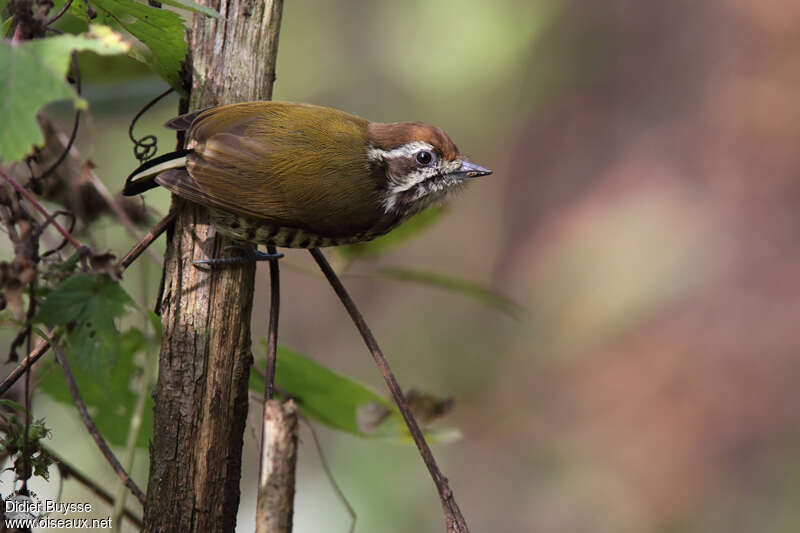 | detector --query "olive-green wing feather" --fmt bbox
[171,102,386,238]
